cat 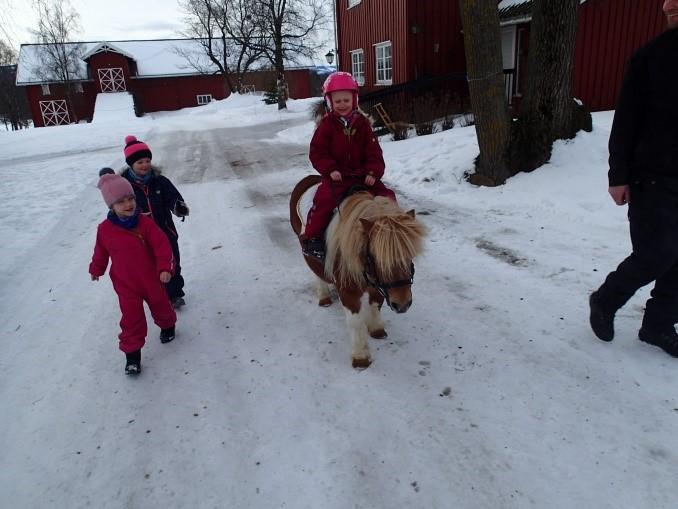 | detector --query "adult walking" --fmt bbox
[589,0,678,357]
